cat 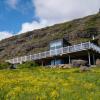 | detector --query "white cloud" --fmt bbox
[0,31,13,40]
[17,0,100,35]
[1,0,100,40]
[33,0,100,23]
[18,19,52,34]
[6,0,19,9]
